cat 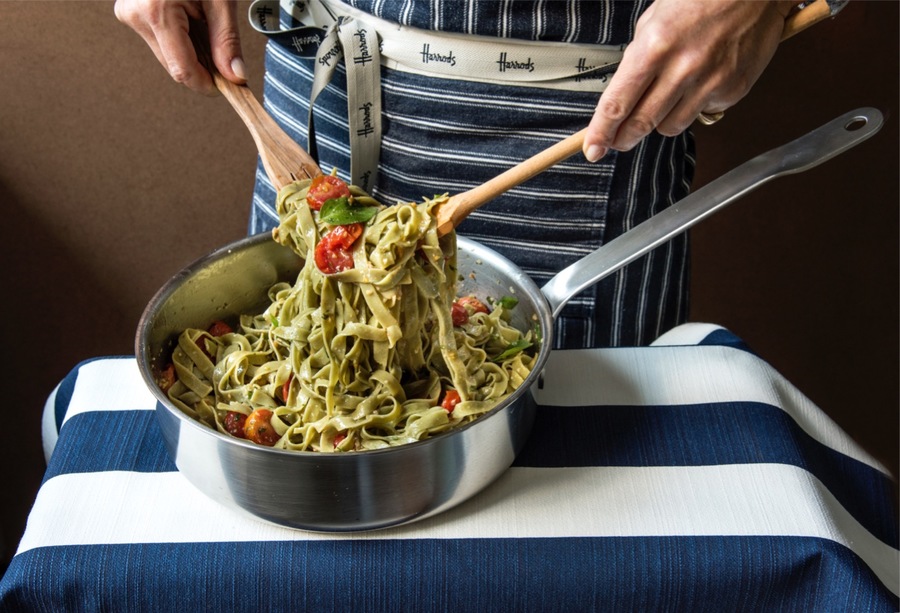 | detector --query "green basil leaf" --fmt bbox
[319,196,379,225]
[493,338,532,362]
[495,296,519,310]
